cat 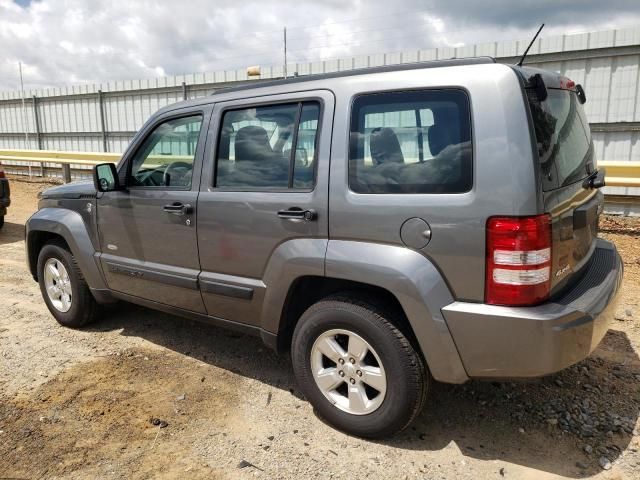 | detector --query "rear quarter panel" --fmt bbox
[328,63,539,301]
